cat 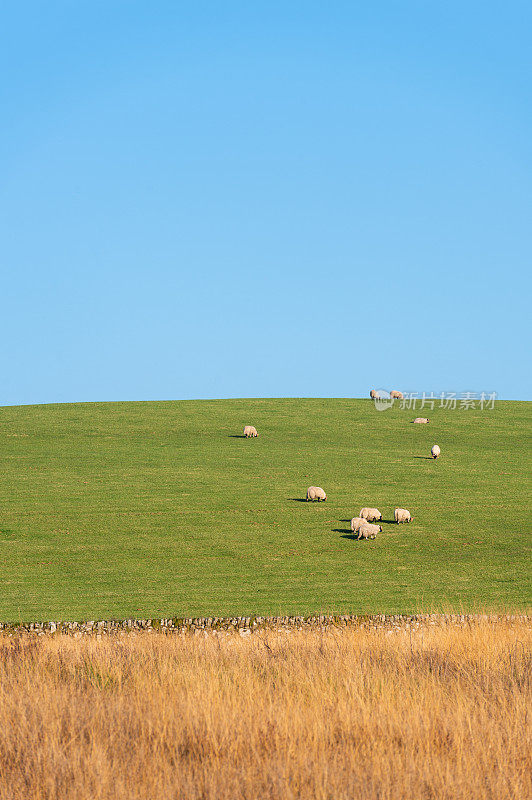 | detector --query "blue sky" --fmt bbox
[1,1,531,405]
